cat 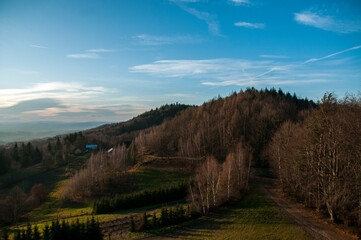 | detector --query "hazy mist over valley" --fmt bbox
[0,122,106,145]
